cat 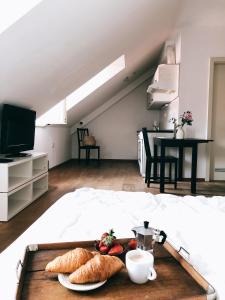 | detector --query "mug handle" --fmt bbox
[147,267,157,281]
